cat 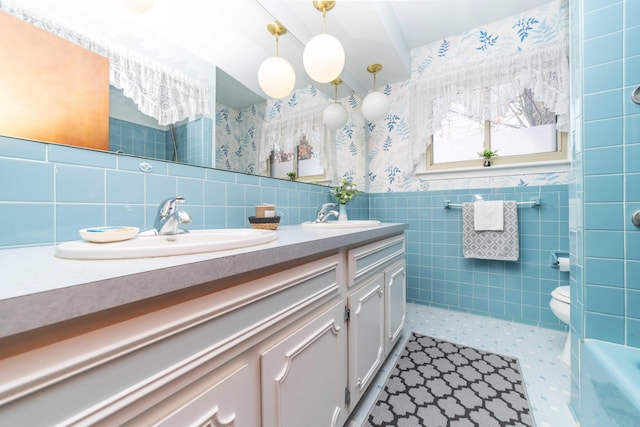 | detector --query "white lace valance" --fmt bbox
[410,42,570,168]
[0,2,209,126]
[257,107,325,176]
